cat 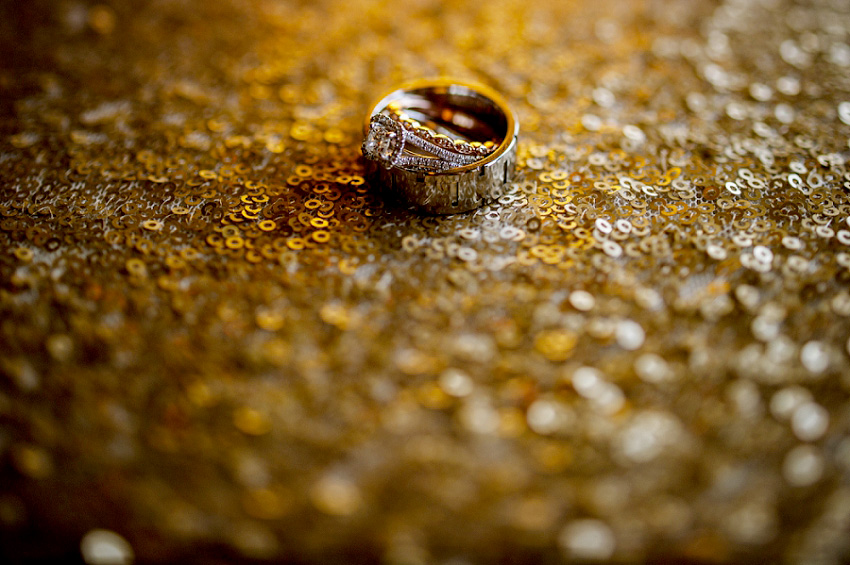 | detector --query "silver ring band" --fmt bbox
[362,78,519,214]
